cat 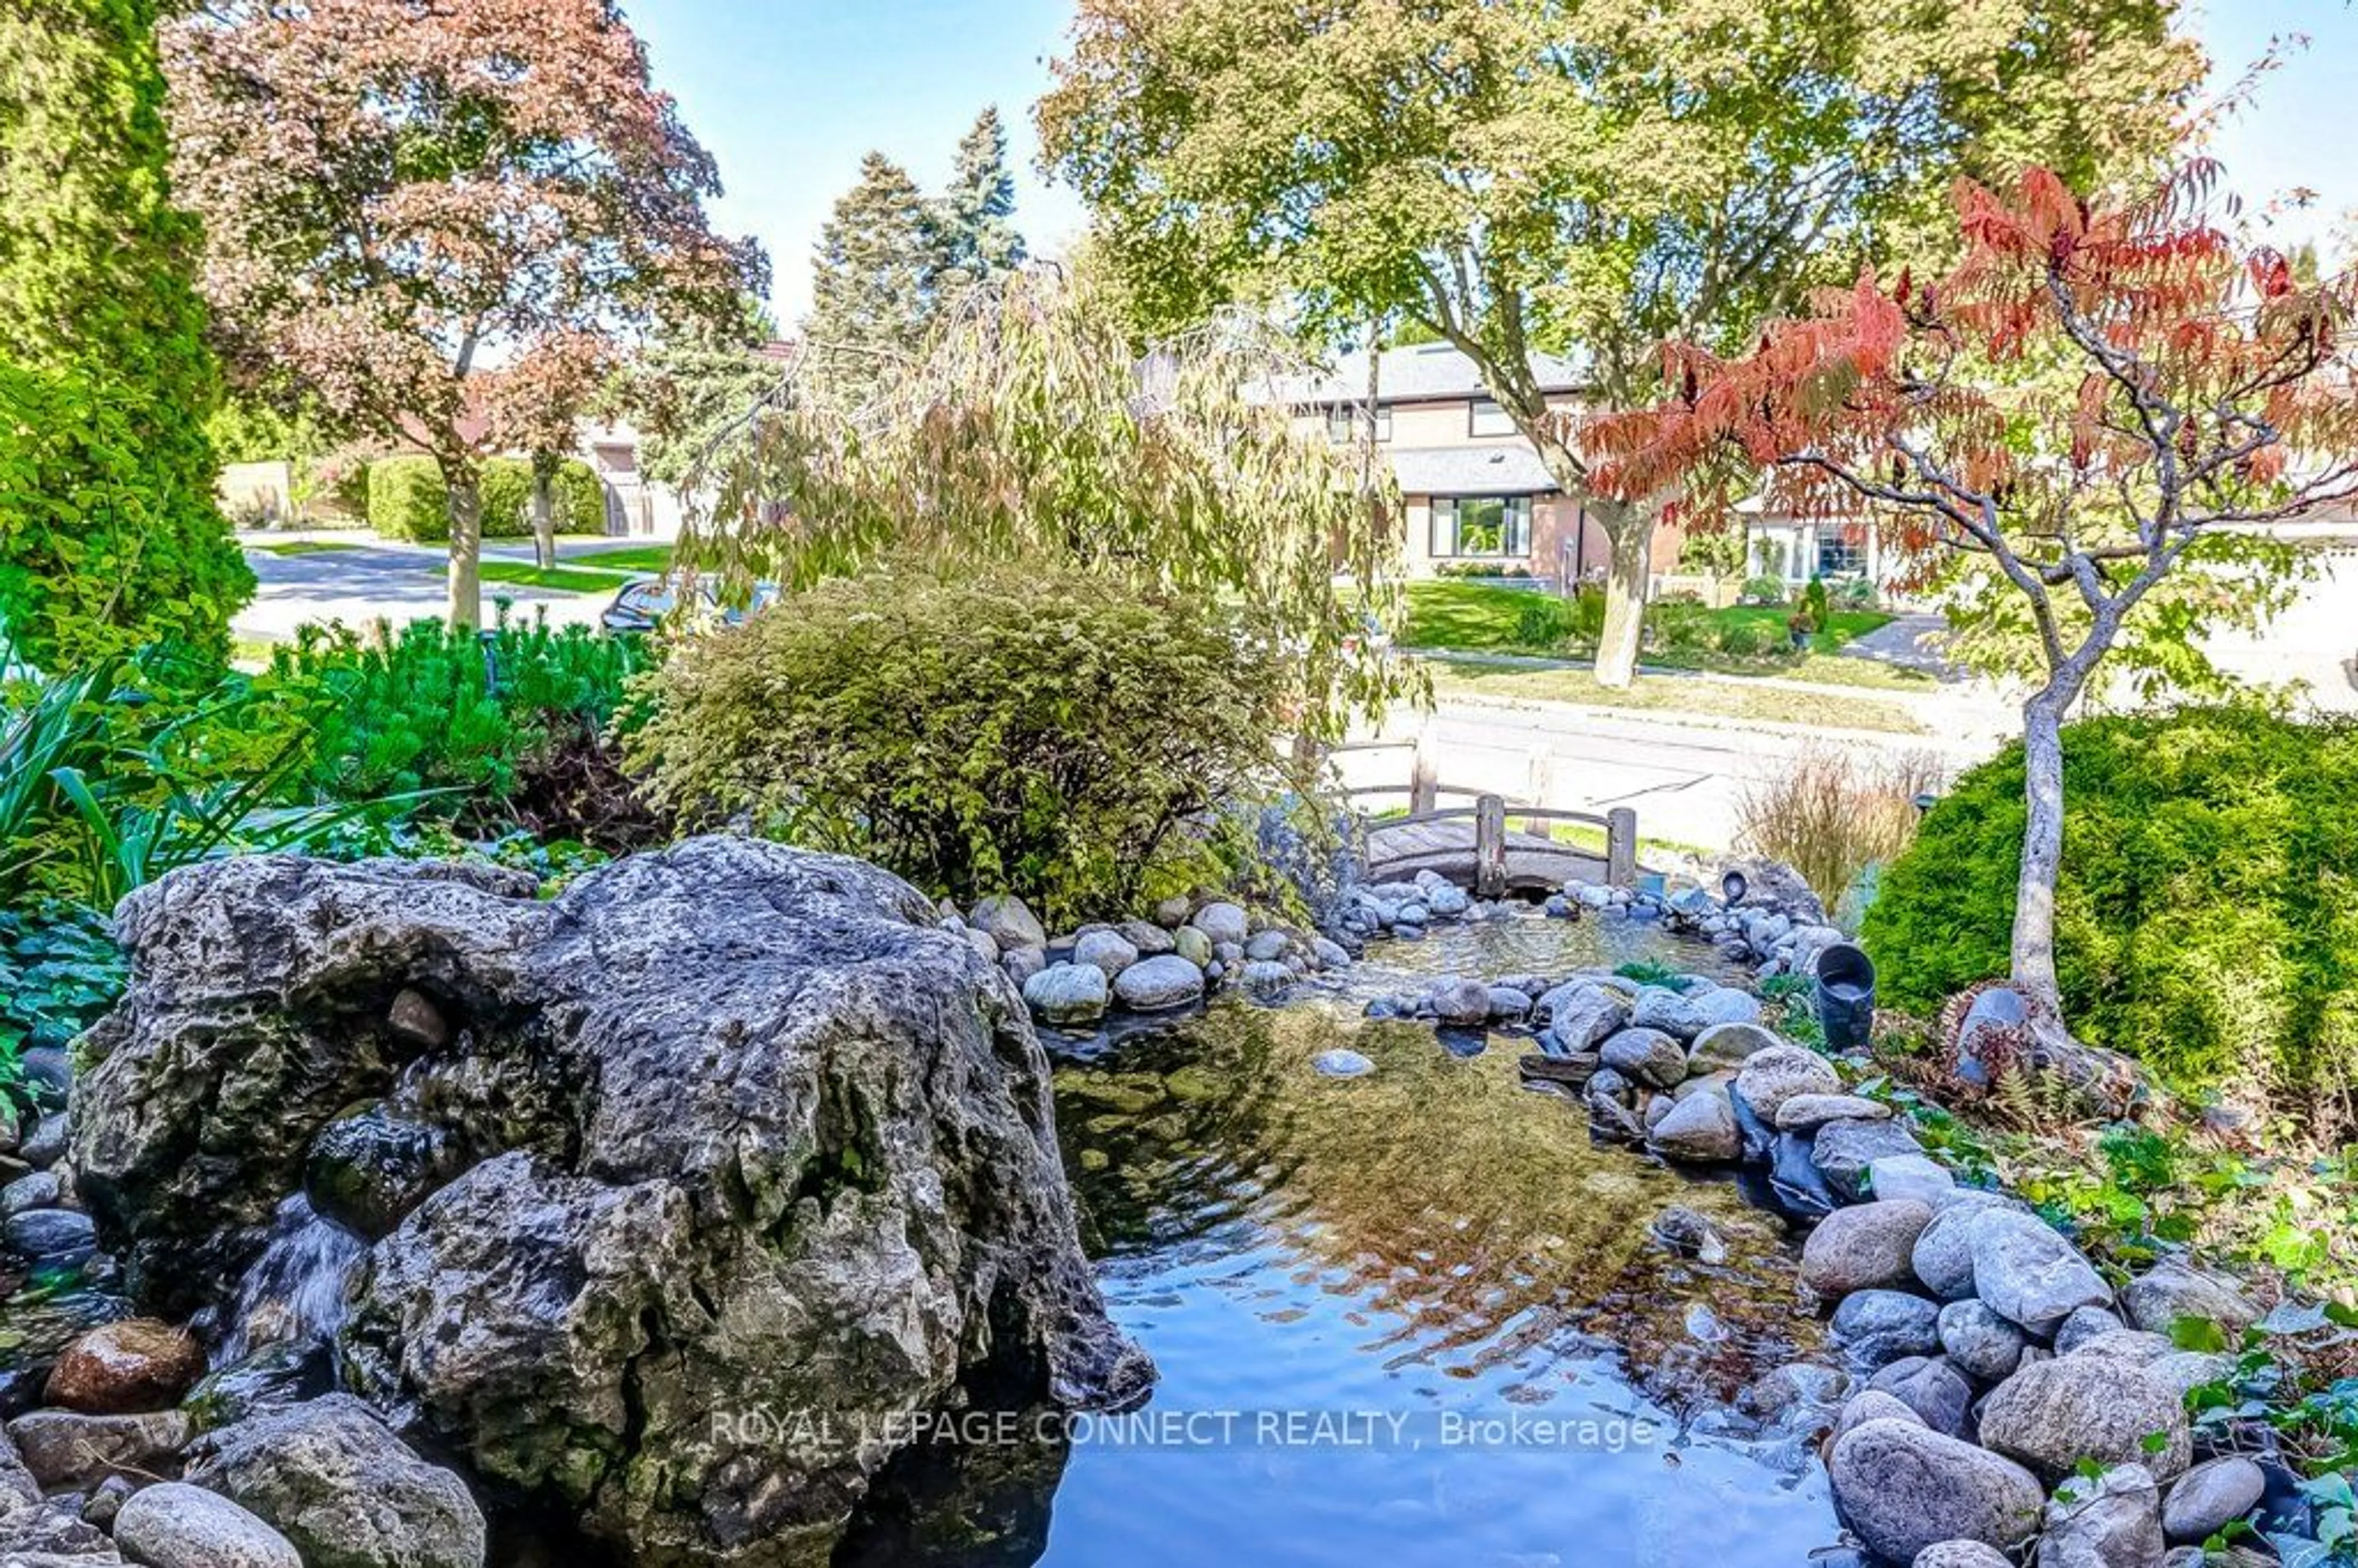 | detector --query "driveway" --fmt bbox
[233,534,632,643]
